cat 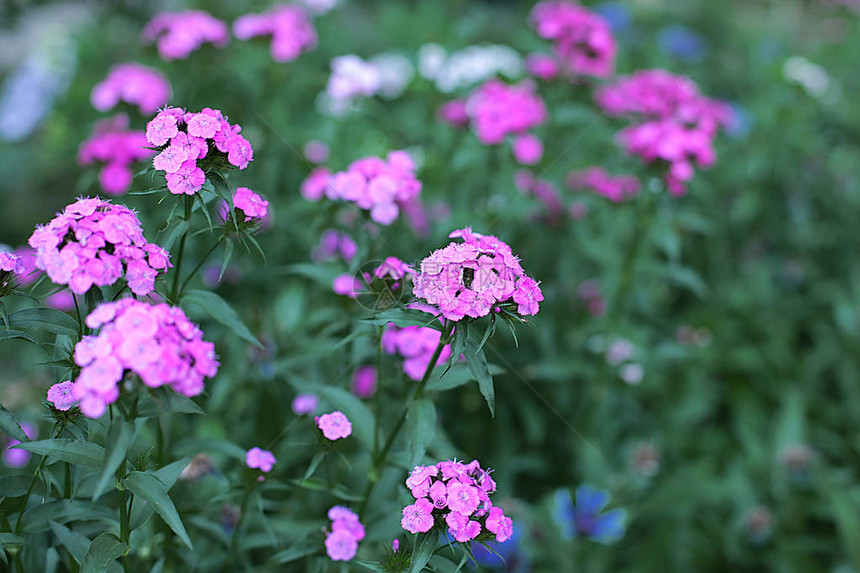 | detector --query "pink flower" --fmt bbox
[233,5,317,63]
[401,498,435,533]
[71,299,218,418]
[446,481,481,516]
[485,507,513,542]
[233,187,269,221]
[245,447,276,472]
[329,506,365,541]
[333,273,362,298]
[143,11,230,61]
[530,1,616,78]
[525,53,560,80]
[351,366,378,399]
[304,140,330,164]
[226,135,254,169]
[512,133,543,165]
[0,250,26,292]
[165,161,206,195]
[445,511,481,542]
[300,167,332,201]
[4,423,36,468]
[146,111,179,147]
[79,115,154,195]
[91,63,170,114]
[325,529,358,561]
[316,411,352,440]
[457,80,547,145]
[28,197,169,295]
[291,393,318,415]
